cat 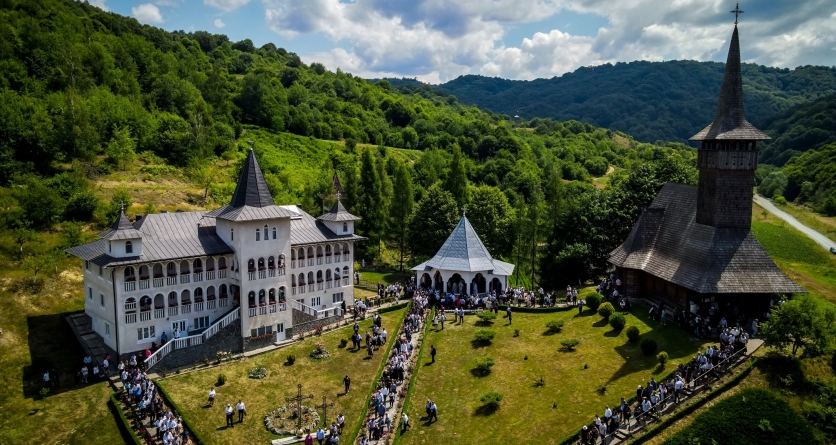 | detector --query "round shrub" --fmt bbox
[545,319,565,333]
[626,326,640,343]
[561,339,580,351]
[585,293,603,311]
[640,338,658,356]
[479,391,503,409]
[476,311,498,324]
[657,351,669,367]
[609,313,626,330]
[474,329,496,343]
[598,302,615,320]
[217,374,227,386]
[286,354,296,365]
[473,356,496,374]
